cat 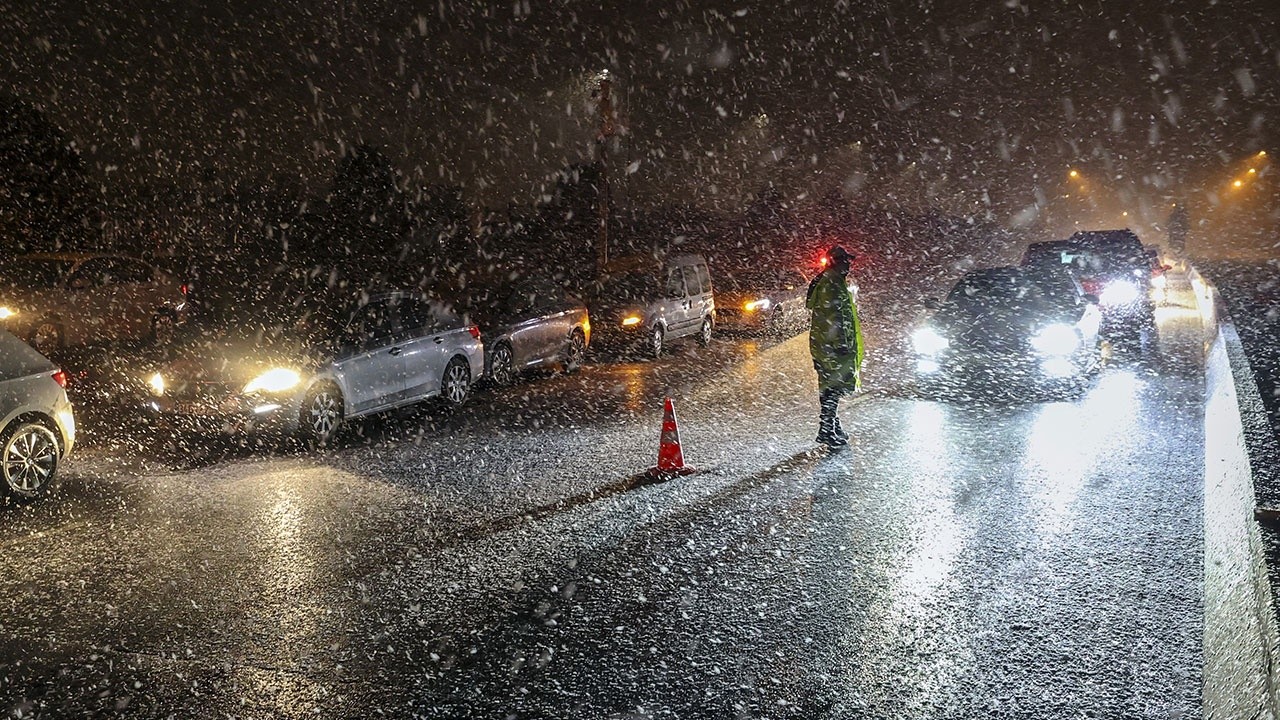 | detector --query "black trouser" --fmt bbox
[819,388,841,430]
